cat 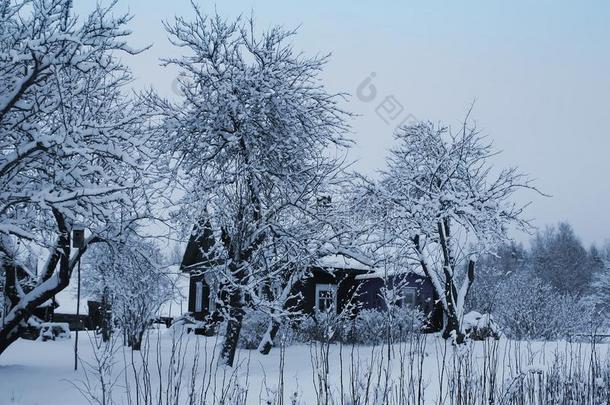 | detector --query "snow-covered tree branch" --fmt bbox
[151,6,352,366]
[365,118,539,343]
[0,0,154,356]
